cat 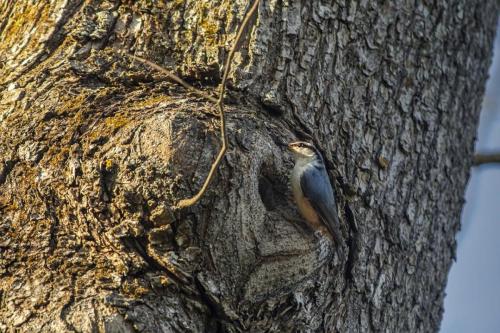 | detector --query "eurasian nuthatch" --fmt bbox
[288,141,343,253]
